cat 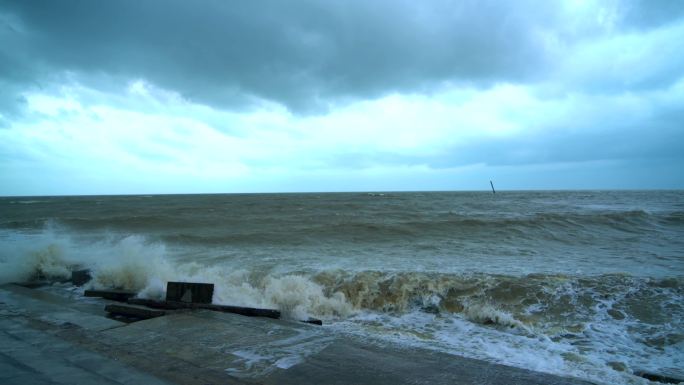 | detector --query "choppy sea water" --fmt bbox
[1,191,682,384]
